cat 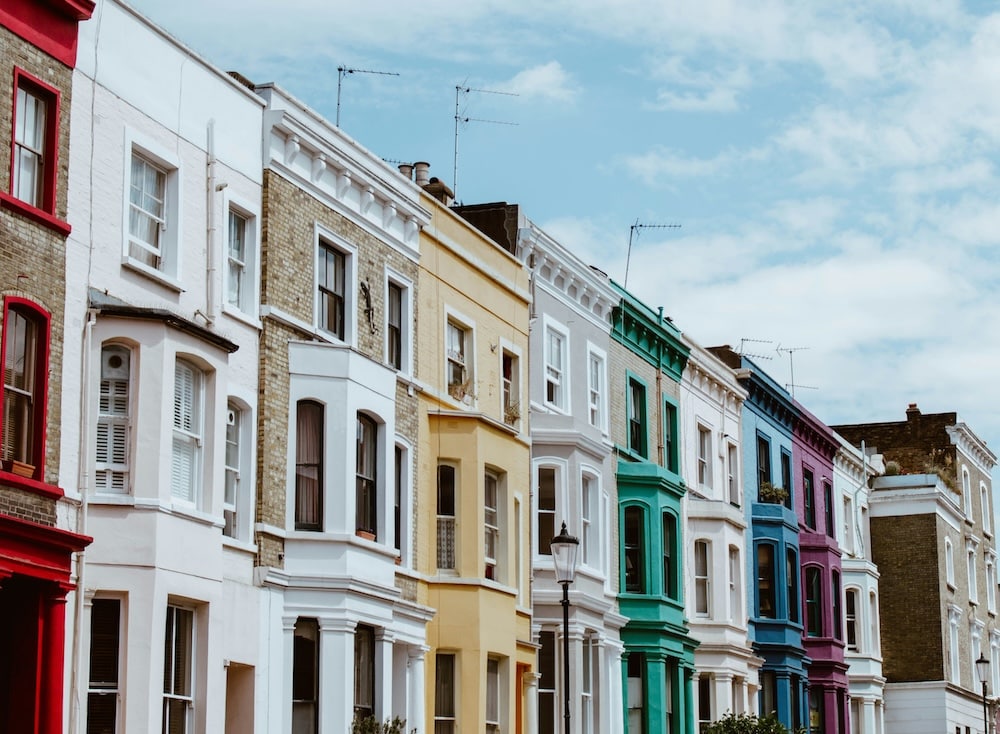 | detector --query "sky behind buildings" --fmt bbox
[128,0,1000,455]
